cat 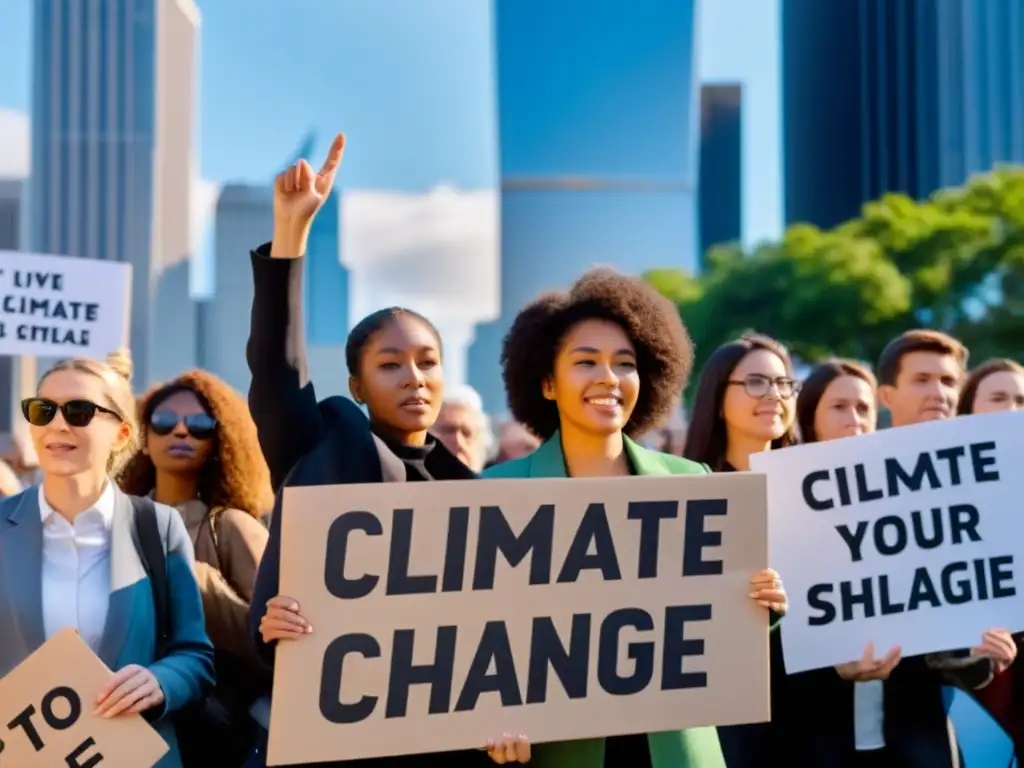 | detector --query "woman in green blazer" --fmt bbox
[482,269,788,768]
